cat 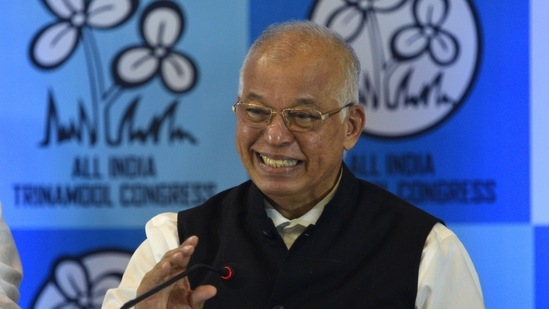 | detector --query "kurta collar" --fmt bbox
[265,168,343,229]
